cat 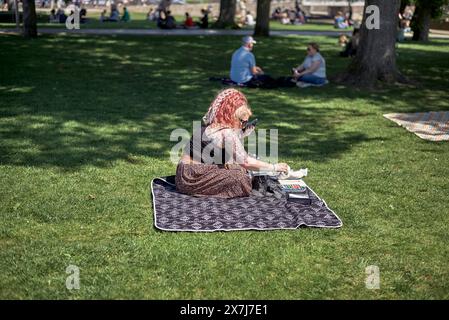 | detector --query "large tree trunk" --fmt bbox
[14,0,20,30]
[157,0,172,14]
[335,0,406,87]
[214,0,237,28]
[348,1,353,21]
[254,0,271,37]
[22,0,38,38]
[411,3,431,41]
